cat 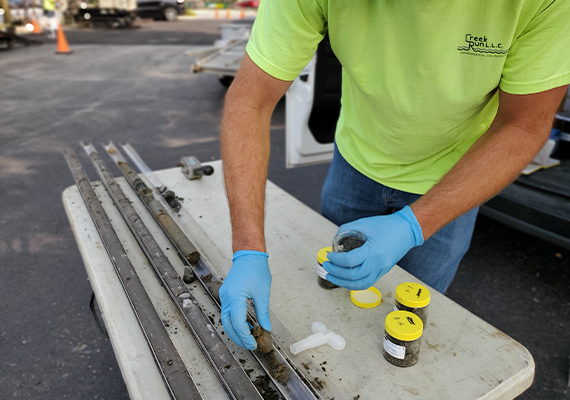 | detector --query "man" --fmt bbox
[219,0,570,350]
[42,0,57,38]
